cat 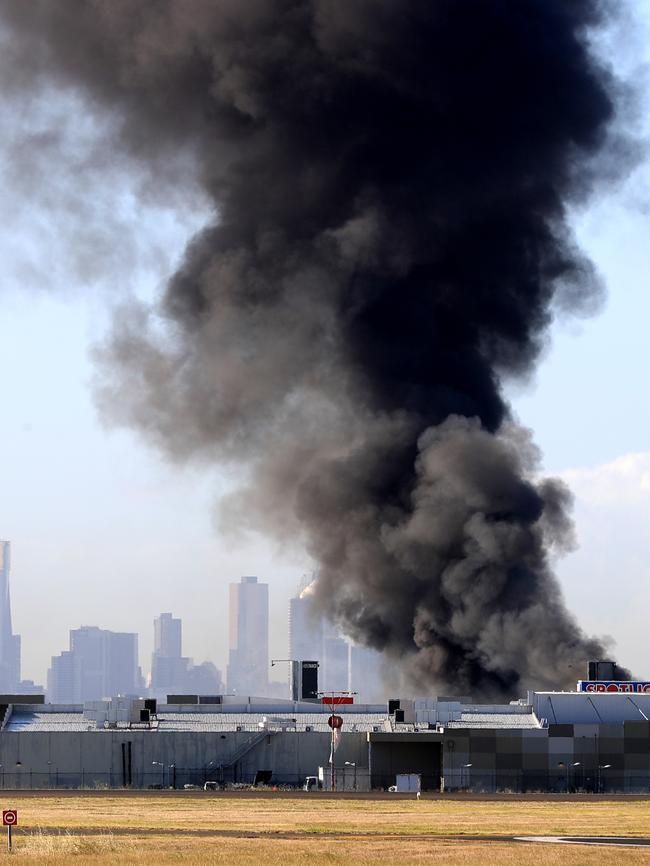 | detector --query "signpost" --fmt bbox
[3,809,17,851]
